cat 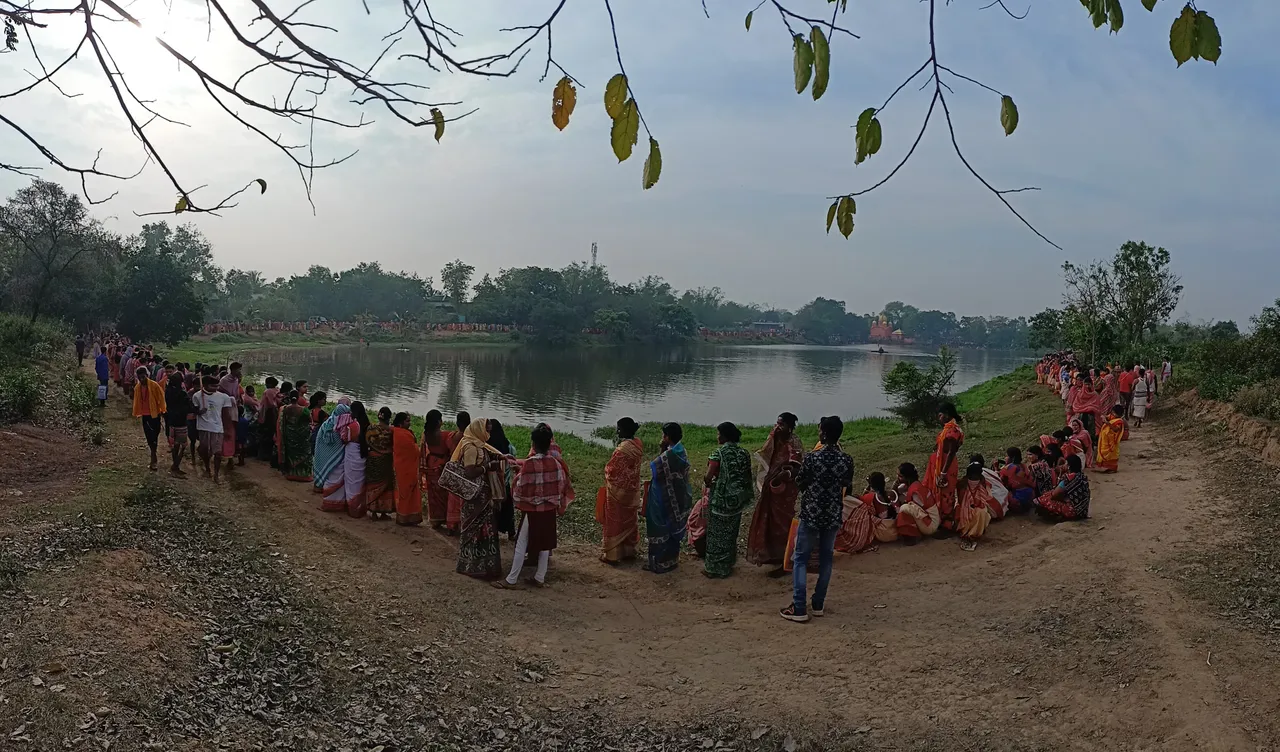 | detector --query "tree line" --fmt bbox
[3,179,1037,348]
